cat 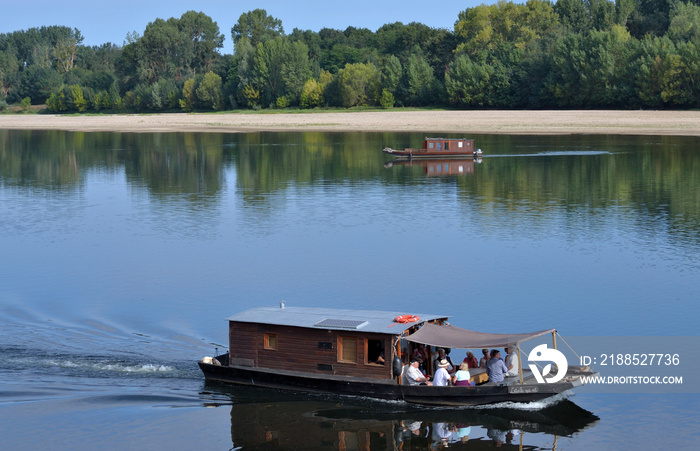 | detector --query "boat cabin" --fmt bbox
[422,138,475,153]
[226,306,447,380]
